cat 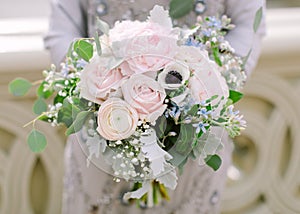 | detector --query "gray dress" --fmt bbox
[44,1,266,213]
